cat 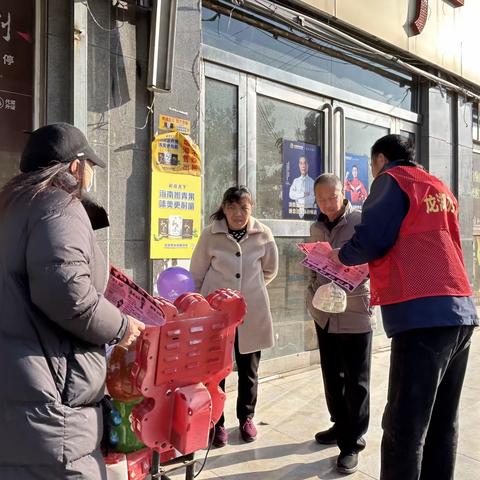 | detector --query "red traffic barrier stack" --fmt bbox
[131,289,246,456]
